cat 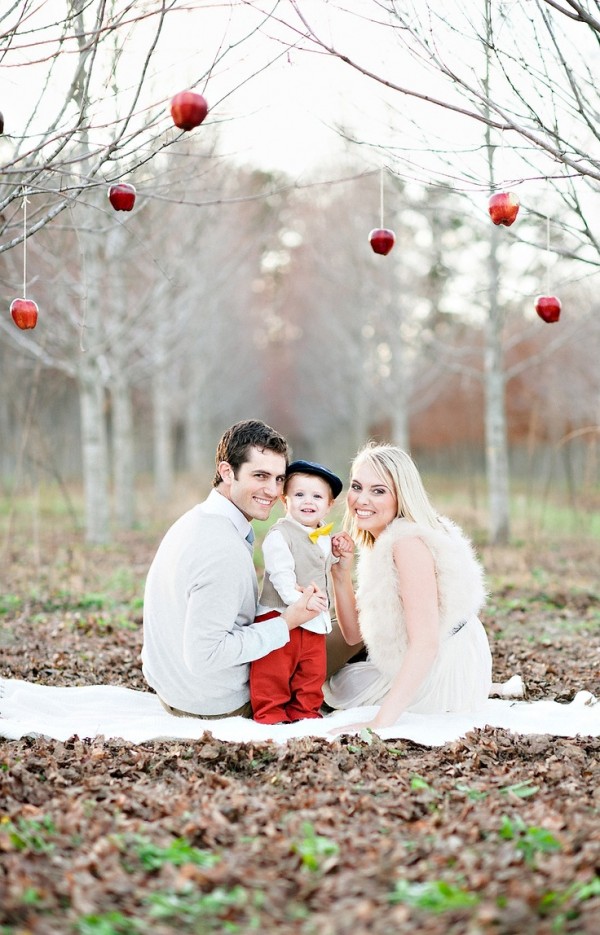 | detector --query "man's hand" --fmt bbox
[282,583,327,631]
